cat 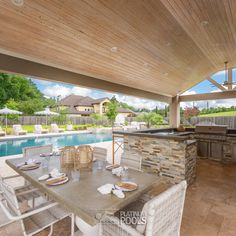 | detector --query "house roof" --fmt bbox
[91,97,109,104]
[59,95,108,107]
